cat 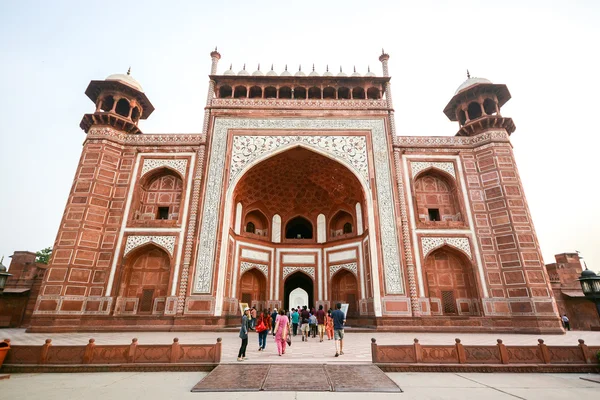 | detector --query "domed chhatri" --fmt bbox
[106,69,144,92]
[252,64,264,76]
[238,64,249,76]
[337,66,347,77]
[455,76,493,95]
[223,64,235,75]
[266,64,277,76]
[280,64,291,77]
[294,65,306,77]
